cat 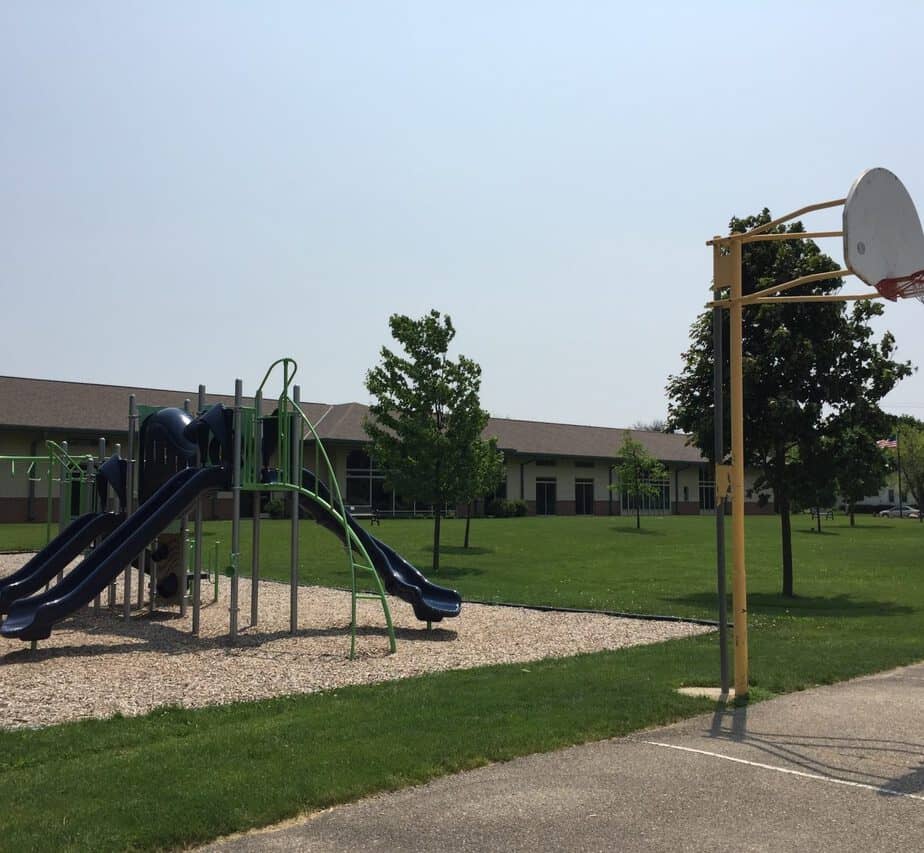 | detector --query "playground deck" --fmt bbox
[0,552,711,730]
